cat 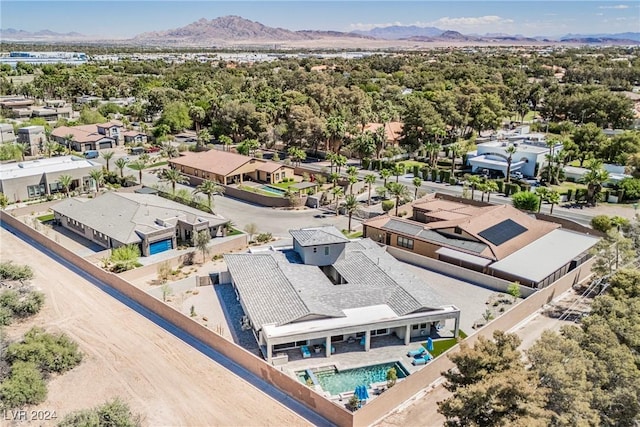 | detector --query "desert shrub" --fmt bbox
[109,245,141,272]
[256,232,273,243]
[0,290,44,320]
[58,398,141,427]
[361,158,370,170]
[0,262,33,281]
[0,361,47,409]
[618,178,640,201]
[381,200,394,213]
[6,327,83,374]
[591,215,613,233]
[511,191,540,212]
